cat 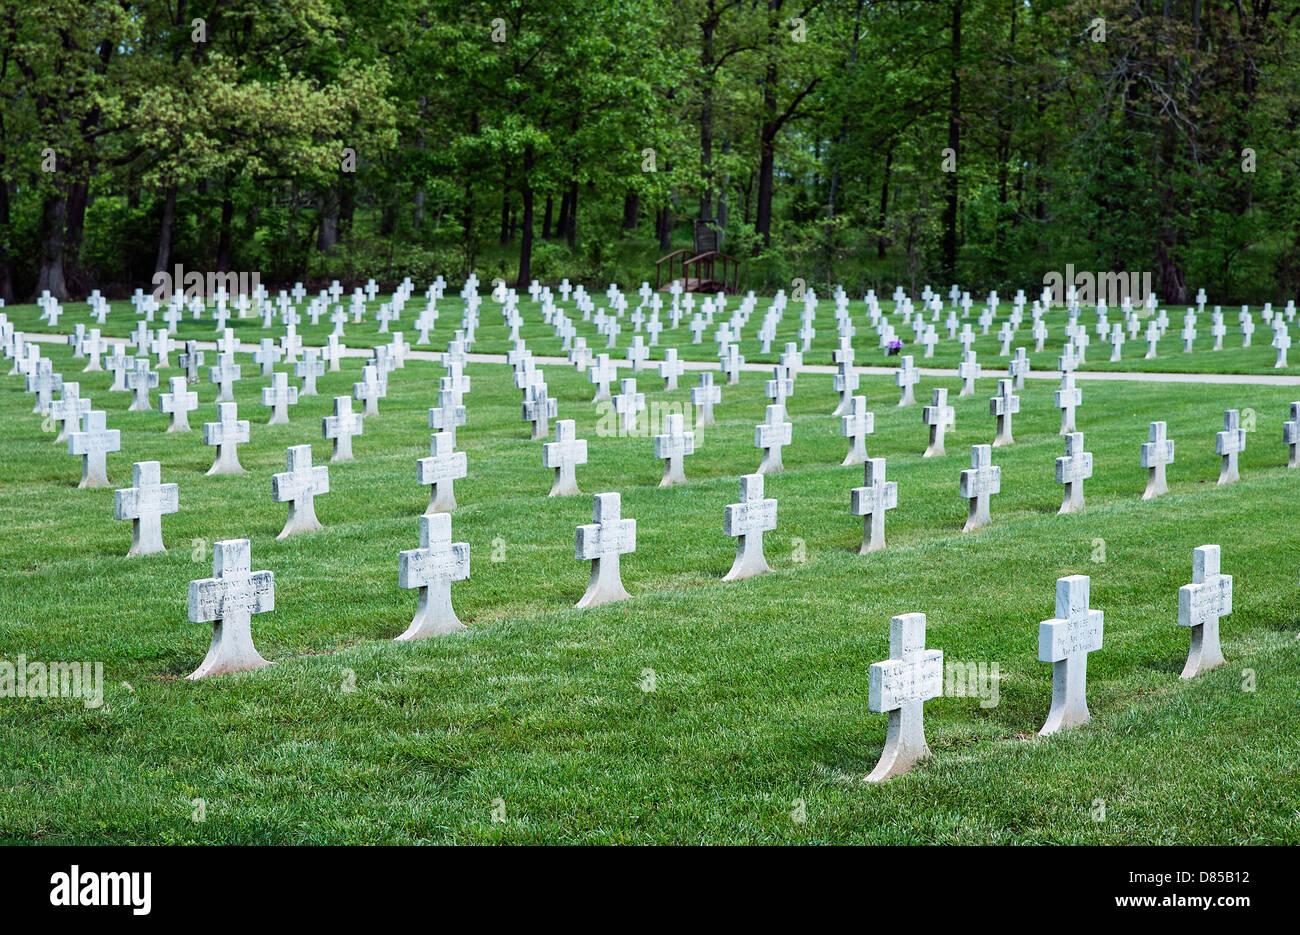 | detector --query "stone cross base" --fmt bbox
[865,702,930,783]
[395,586,466,640]
[188,623,272,680]
[576,556,630,608]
